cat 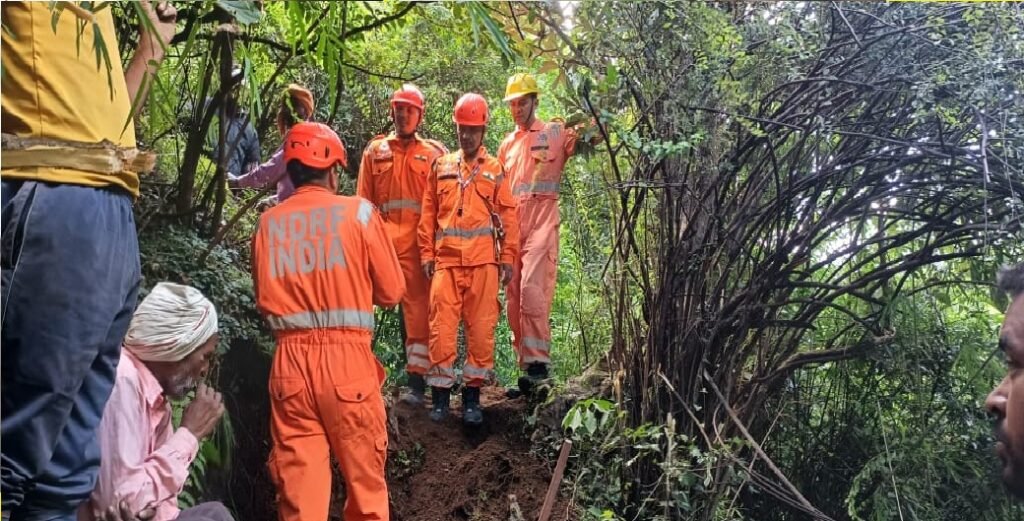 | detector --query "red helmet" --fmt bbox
[391,84,425,111]
[452,93,488,126]
[283,122,347,169]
